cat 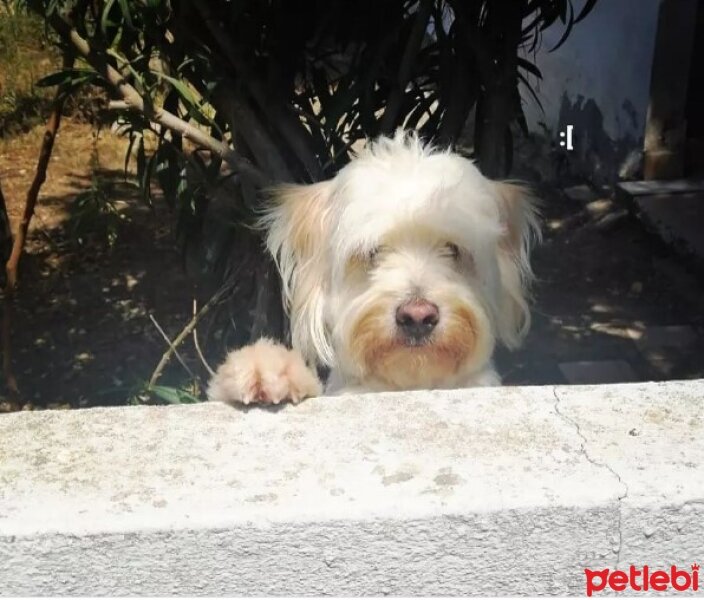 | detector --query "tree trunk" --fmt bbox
[475,85,514,178]
[4,53,74,292]
[2,53,73,404]
[473,1,523,179]
[0,178,11,288]
[0,177,18,403]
